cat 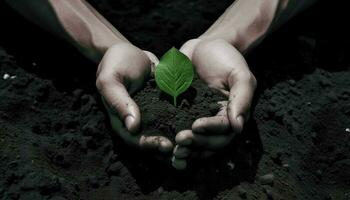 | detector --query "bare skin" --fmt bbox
[6,0,317,169]
[96,42,173,152]
[172,0,318,169]
[5,0,173,154]
[171,39,256,169]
